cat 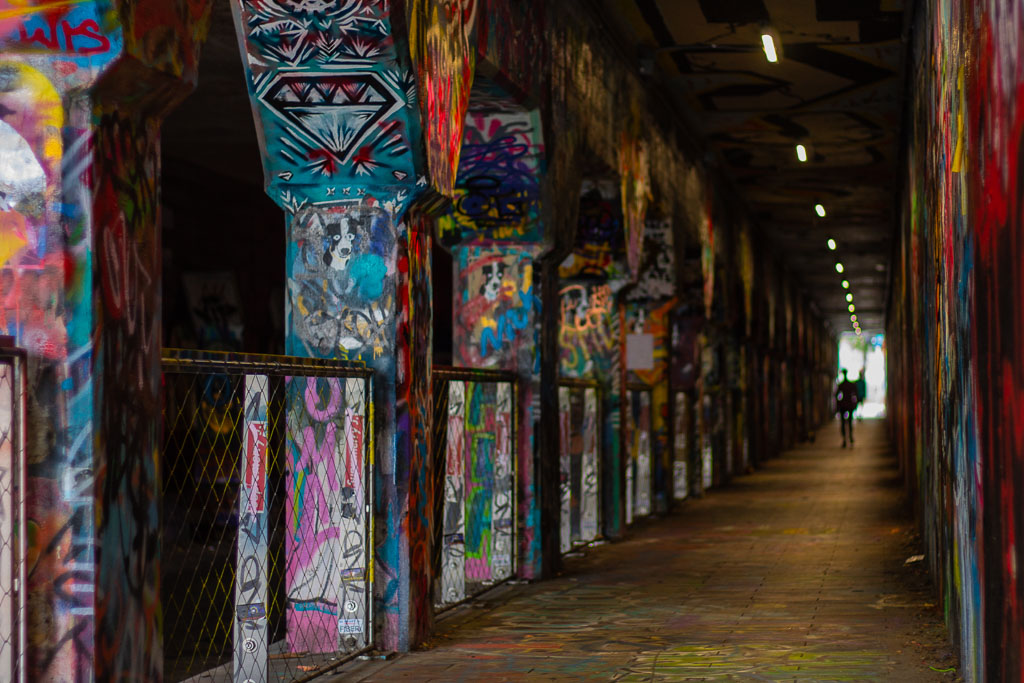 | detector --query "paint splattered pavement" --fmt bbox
[327,420,959,681]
